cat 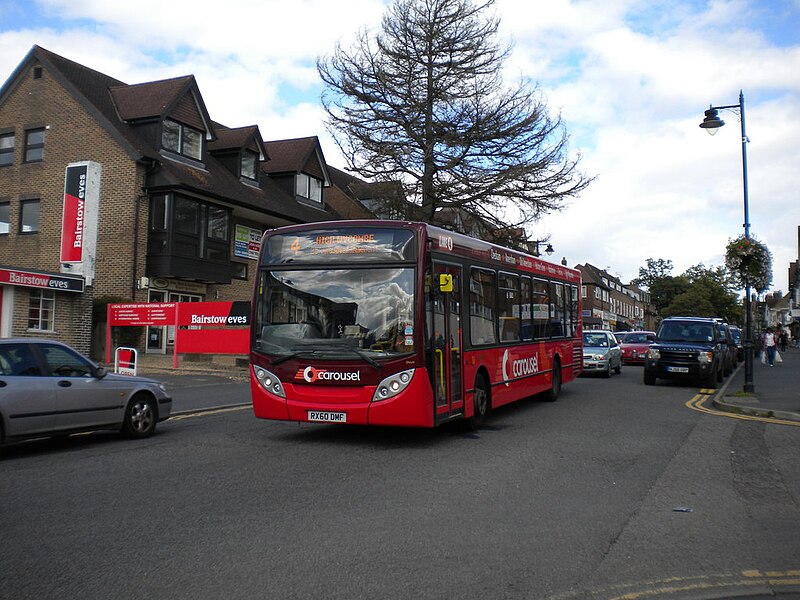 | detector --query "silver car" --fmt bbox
[0,338,172,444]
[582,330,623,378]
